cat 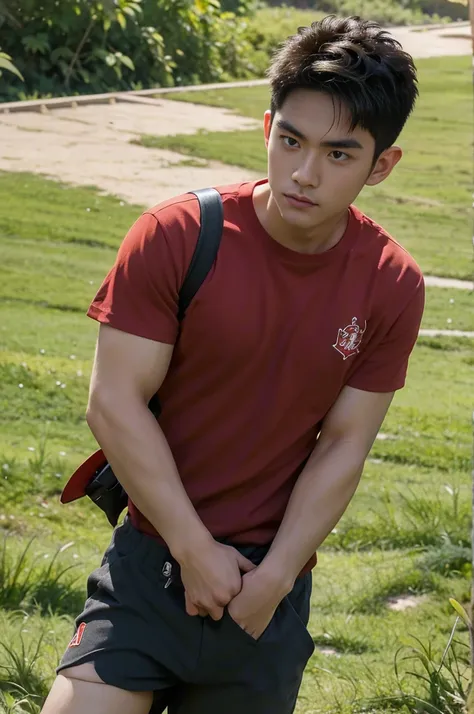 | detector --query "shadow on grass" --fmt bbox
[312,630,375,655]
[351,568,439,615]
